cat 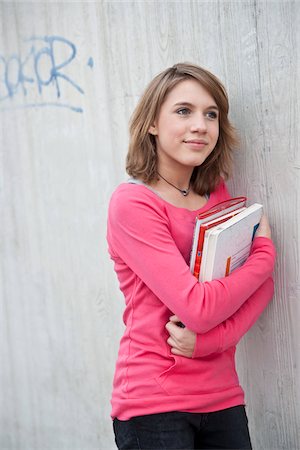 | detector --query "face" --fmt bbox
[149,79,219,174]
